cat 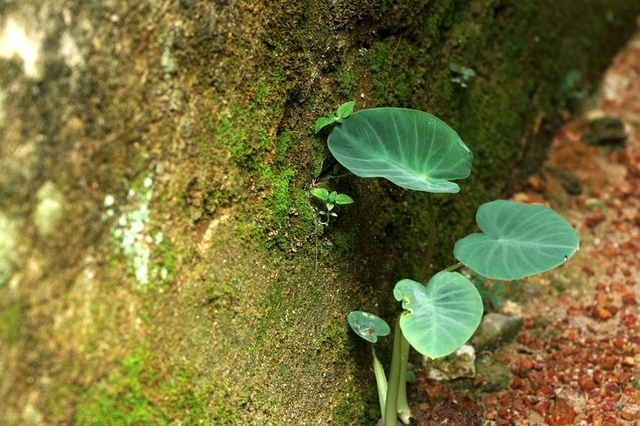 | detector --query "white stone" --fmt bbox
[426,344,476,381]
